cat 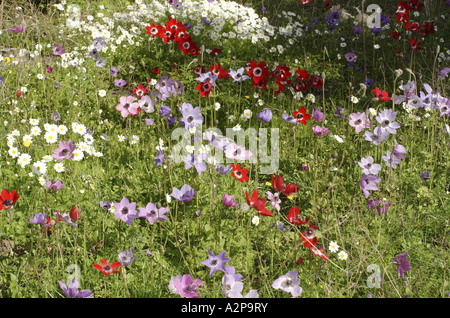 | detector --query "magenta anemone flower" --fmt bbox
[116,95,139,117]
[46,180,64,191]
[52,140,75,161]
[52,44,65,56]
[8,25,26,33]
[312,126,329,137]
[170,274,202,298]
[393,253,411,279]
[223,193,239,207]
[312,108,324,122]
